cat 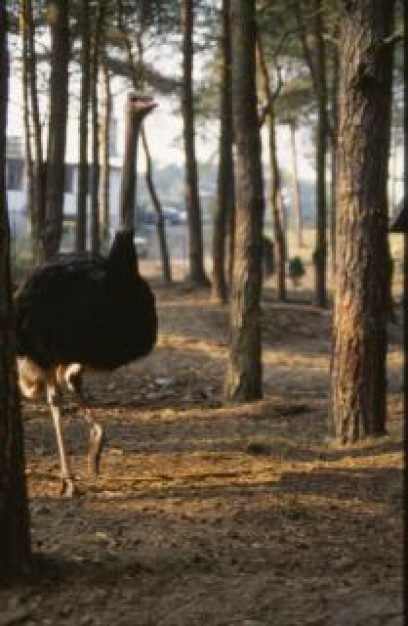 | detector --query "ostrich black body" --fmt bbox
[15,231,158,370]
